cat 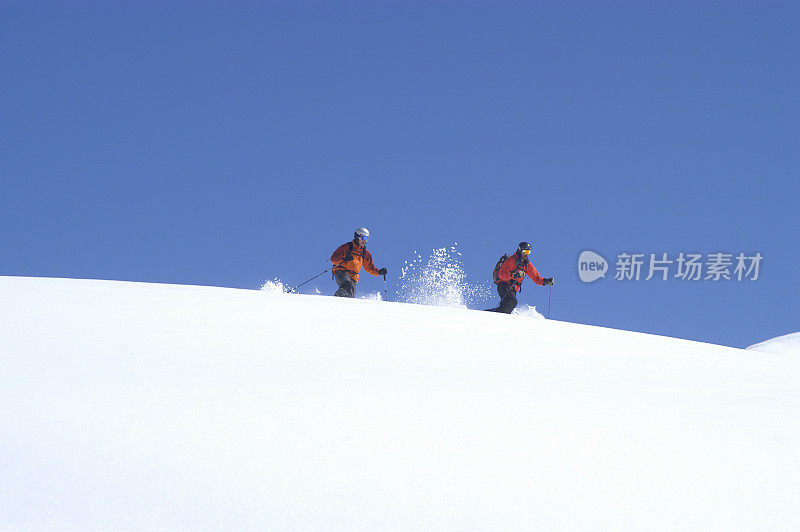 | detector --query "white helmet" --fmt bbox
[354,227,370,240]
